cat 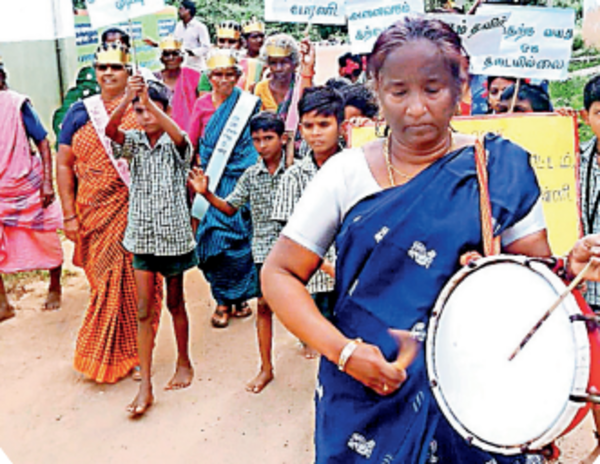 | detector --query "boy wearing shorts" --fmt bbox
[107,76,197,415]
[188,111,287,393]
